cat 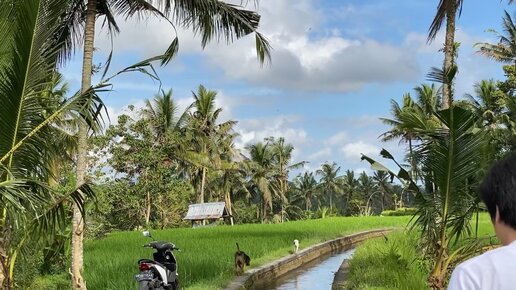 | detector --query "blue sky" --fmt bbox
[62,0,511,175]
